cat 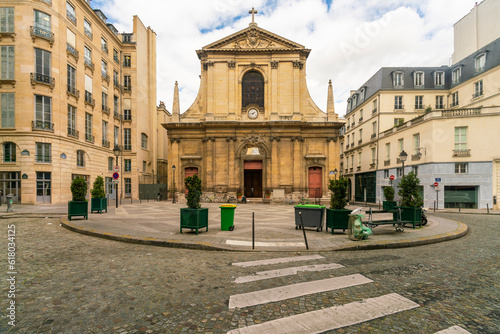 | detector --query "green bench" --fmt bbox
[364,208,417,232]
